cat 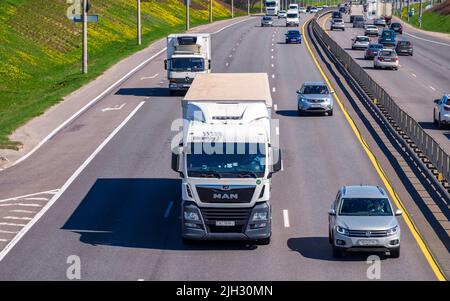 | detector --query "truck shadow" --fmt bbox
[115,87,174,97]
[61,178,256,251]
[287,237,389,262]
